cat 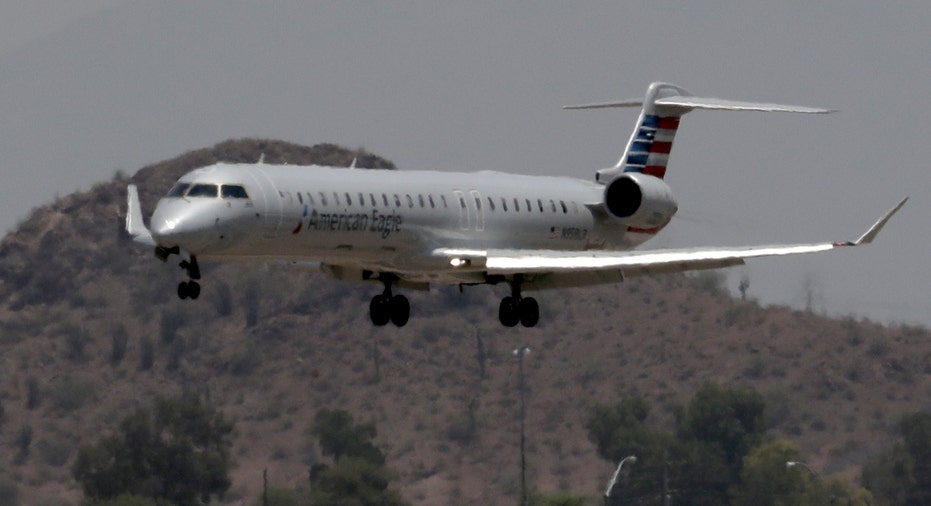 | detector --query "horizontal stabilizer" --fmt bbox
[564,96,833,114]
[654,96,834,114]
